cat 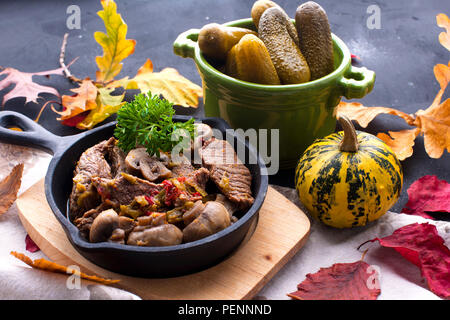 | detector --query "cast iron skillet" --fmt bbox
[0,111,268,277]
